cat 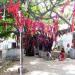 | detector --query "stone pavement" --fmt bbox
[2,56,75,75]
